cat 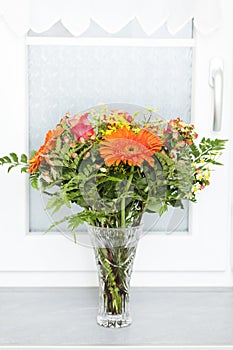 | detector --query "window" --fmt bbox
[27,19,194,233]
